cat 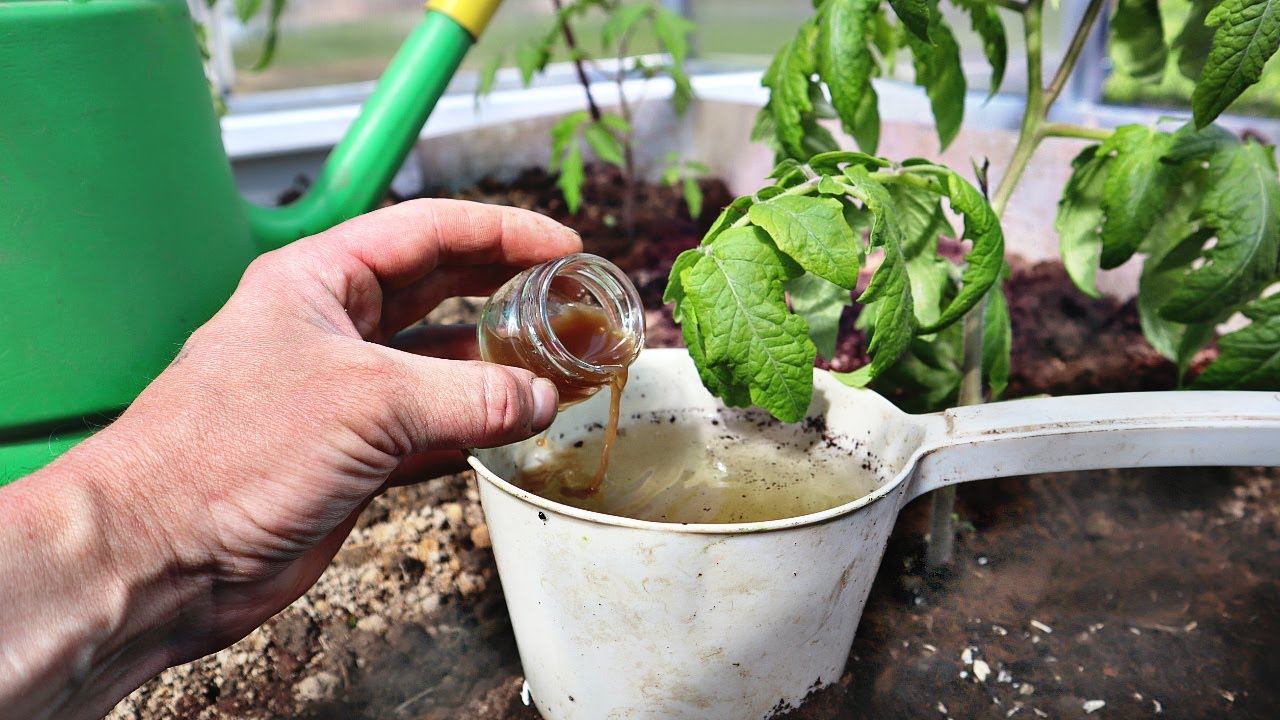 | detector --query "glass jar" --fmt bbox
[478,253,645,408]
